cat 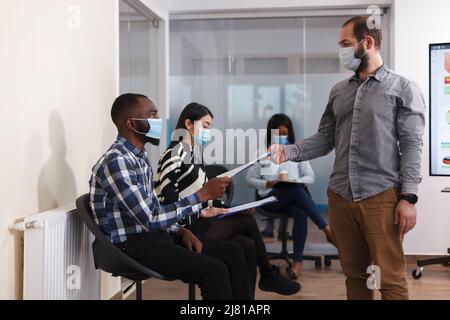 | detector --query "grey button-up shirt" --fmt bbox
[284,64,426,201]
